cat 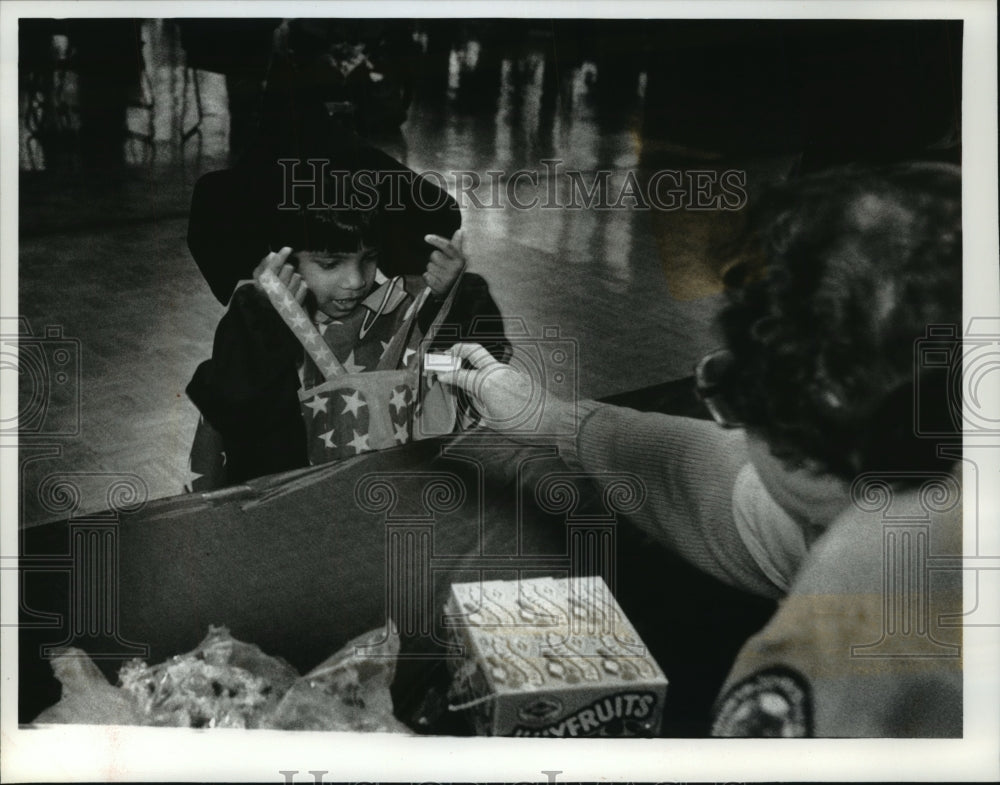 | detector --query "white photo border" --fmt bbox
[2,1,997,782]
